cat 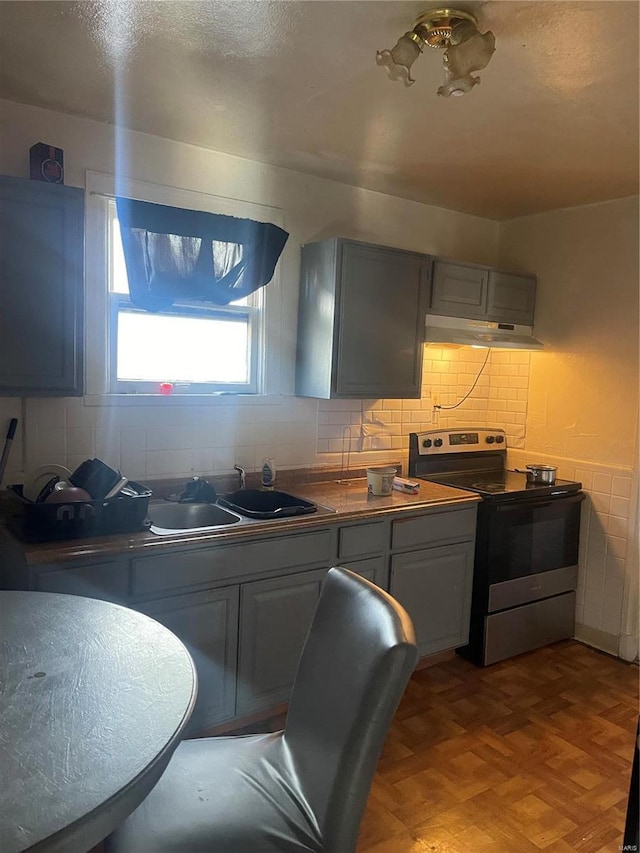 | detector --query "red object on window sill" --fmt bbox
[159,383,173,395]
